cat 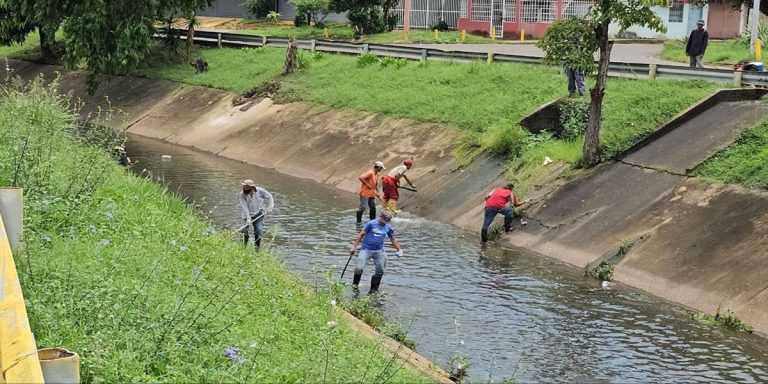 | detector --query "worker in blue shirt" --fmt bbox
[349,210,403,294]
